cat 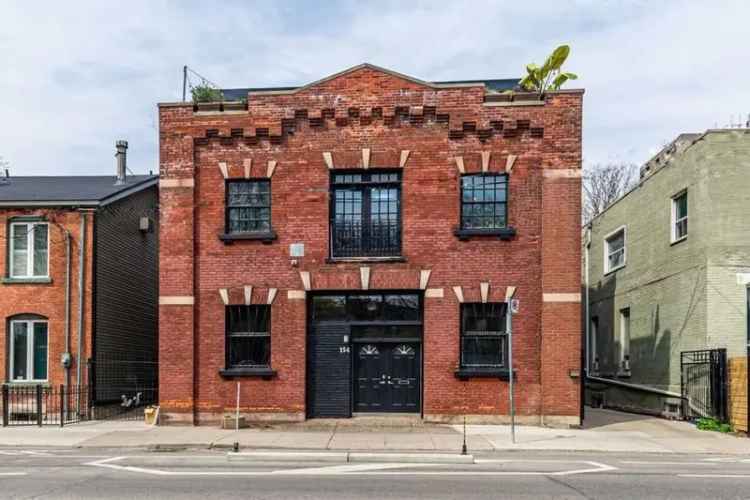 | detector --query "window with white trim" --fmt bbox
[671,190,687,242]
[9,222,49,278]
[604,227,626,273]
[9,318,48,381]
